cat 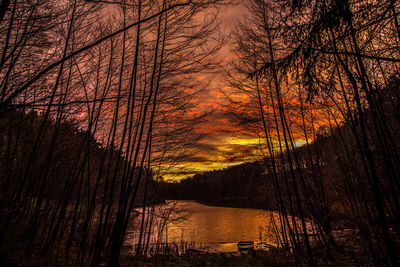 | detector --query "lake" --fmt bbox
[126,200,285,252]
